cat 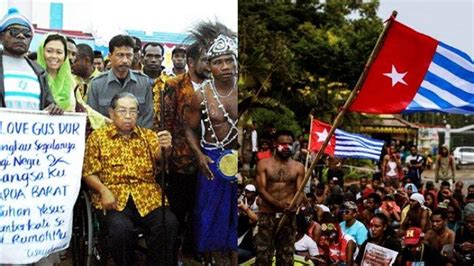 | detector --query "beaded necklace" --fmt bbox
[200,79,238,150]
